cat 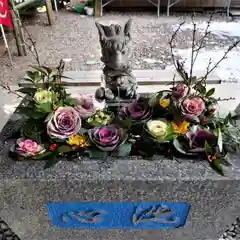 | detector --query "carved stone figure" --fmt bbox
[95,19,138,102]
